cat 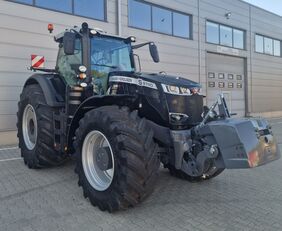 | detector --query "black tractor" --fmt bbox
[17,23,280,212]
